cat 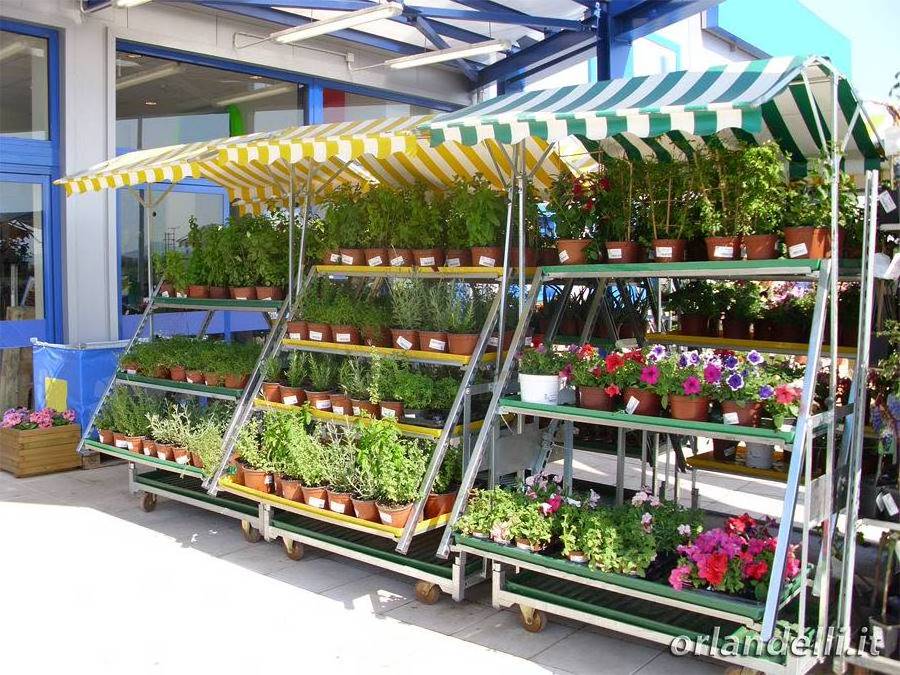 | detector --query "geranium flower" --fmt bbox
[698,551,729,587]
[726,372,745,391]
[640,366,660,386]
[744,560,769,581]
[623,350,644,364]
[775,384,799,405]
[631,490,649,506]
[605,352,624,374]
[723,355,740,371]
[577,344,596,360]
[747,350,764,366]
[669,564,692,591]
[703,363,722,384]
[759,384,775,400]
[682,376,702,396]
[604,384,620,397]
